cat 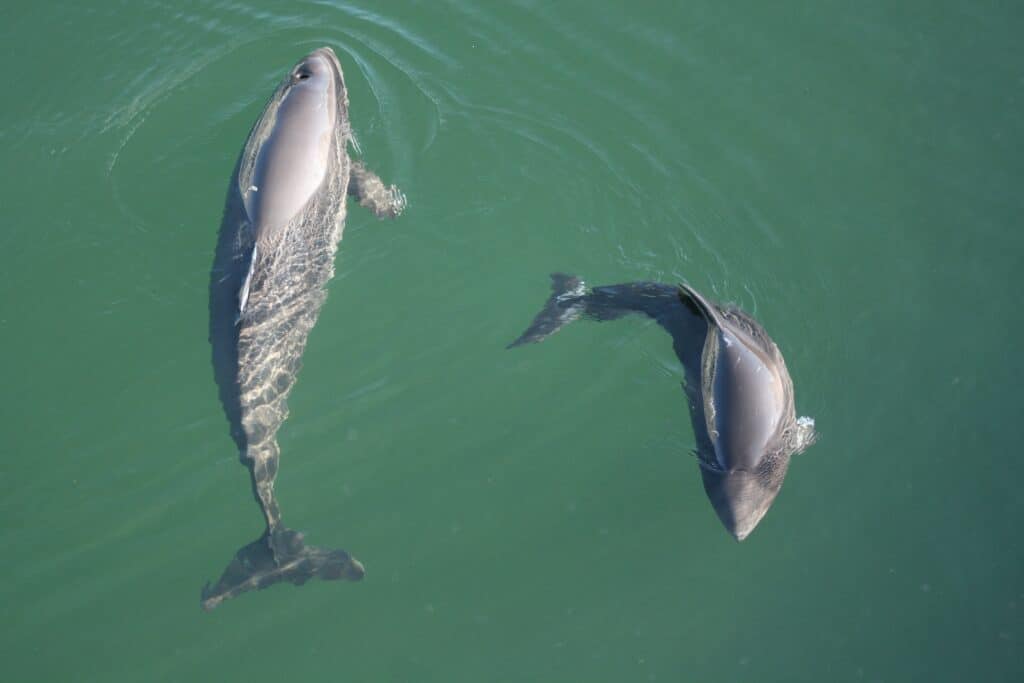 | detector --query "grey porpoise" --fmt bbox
[204,47,406,610]
[509,275,817,541]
